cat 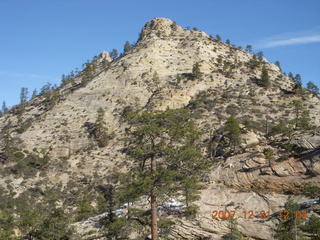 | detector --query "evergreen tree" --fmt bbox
[1,101,8,114]
[245,45,253,53]
[192,62,202,79]
[226,39,231,45]
[20,87,29,104]
[294,74,302,88]
[40,82,52,95]
[0,208,14,239]
[222,219,246,240]
[260,66,271,88]
[275,61,282,72]
[302,183,320,199]
[110,49,118,59]
[82,62,95,84]
[123,109,209,240]
[31,89,38,99]
[97,184,132,239]
[16,190,73,240]
[300,214,320,239]
[307,81,319,96]
[75,193,94,221]
[92,108,111,147]
[147,71,160,92]
[256,51,264,60]
[224,116,241,150]
[288,72,294,80]
[264,148,275,167]
[300,184,320,239]
[123,41,133,54]
[61,74,67,85]
[216,34,222,41]
[292,99,313,130]
[274,197,305,240]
